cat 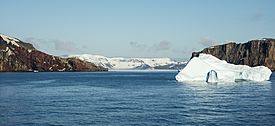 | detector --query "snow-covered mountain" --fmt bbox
[68,54,186,70]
